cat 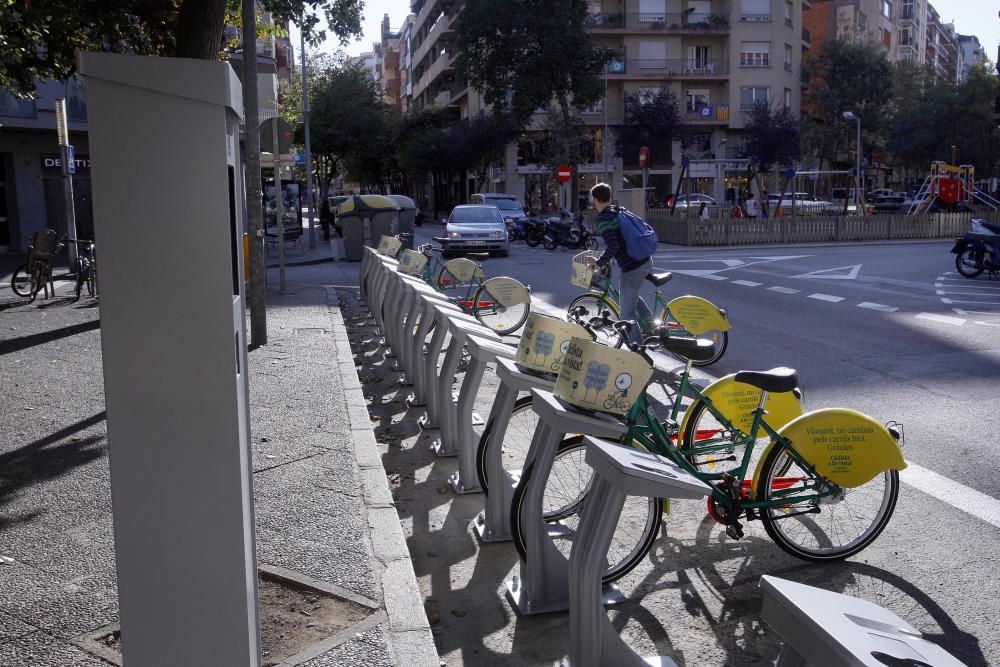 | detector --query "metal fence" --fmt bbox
[645,211,997,246]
